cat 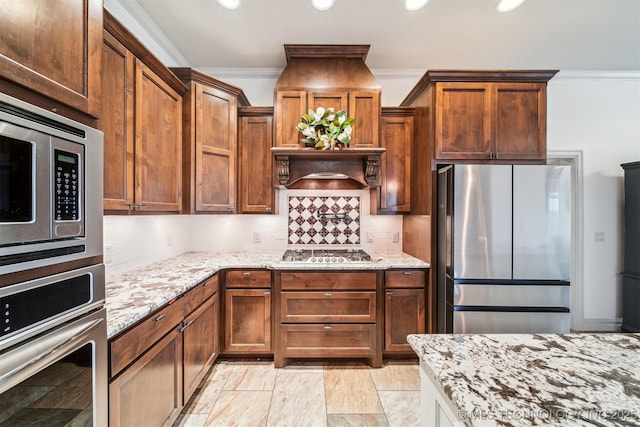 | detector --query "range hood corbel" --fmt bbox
[271,147,386,189]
